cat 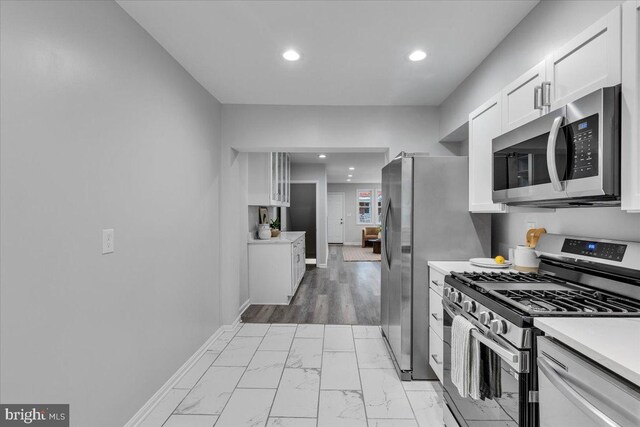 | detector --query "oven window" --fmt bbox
[443,309,525,426]
[494,131,568,191]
